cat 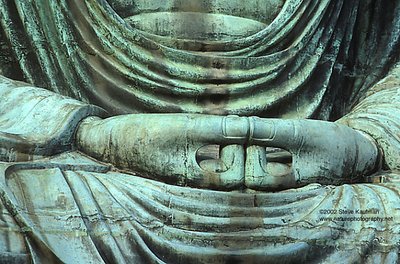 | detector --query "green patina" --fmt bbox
[0,0,400,263]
